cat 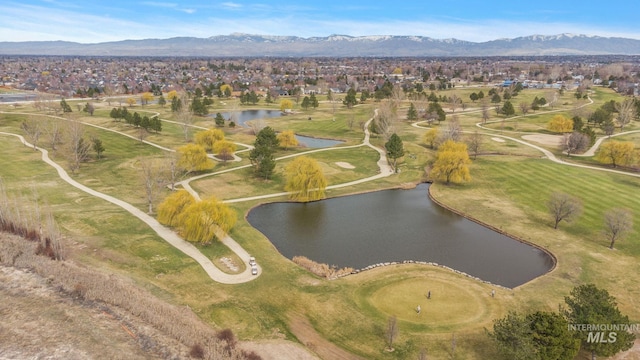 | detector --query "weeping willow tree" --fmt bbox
[177,198,237,244]
[157,192,236,244]
[429,140,471,184]
[284,156,327,202]
[194,128,225,152]
[157,190,195,227]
